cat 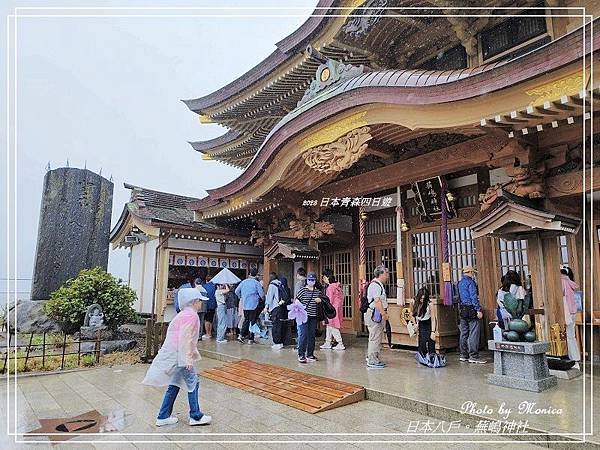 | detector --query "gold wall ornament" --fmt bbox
[302,126,372,174]
[298,111,368,150]
[525,72,586,106]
